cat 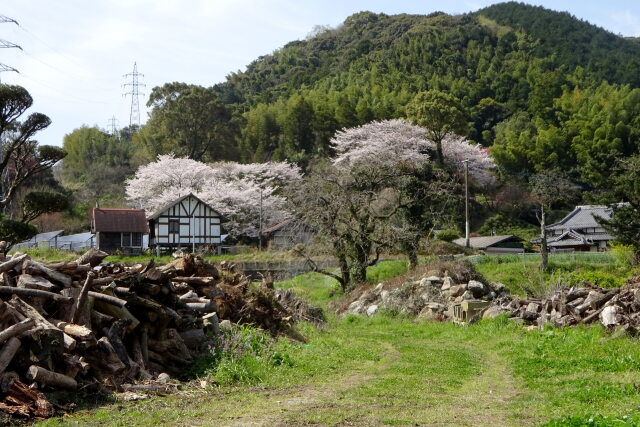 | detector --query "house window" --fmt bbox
[121,232,143,247]
[169,219,179,234]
